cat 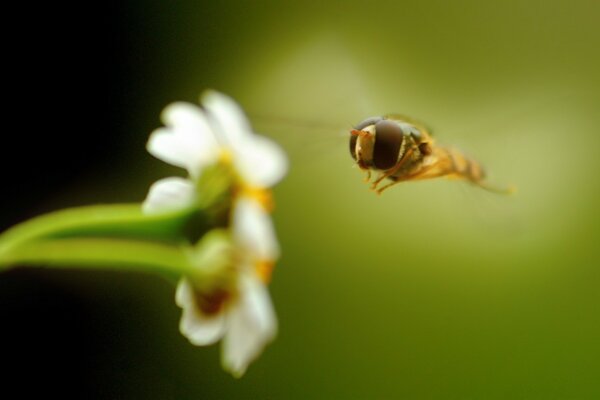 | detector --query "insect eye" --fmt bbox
[373,120,404,170]
[354,116,383,131]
